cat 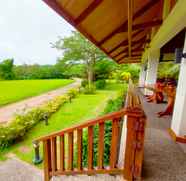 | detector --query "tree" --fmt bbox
[94,59,117,80]
[0,59,14,80]
[53,31,106,87]
[121,71,131,82]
